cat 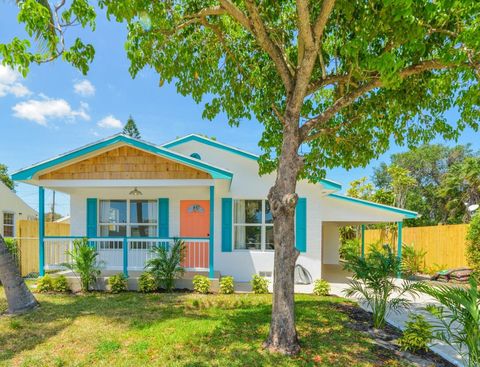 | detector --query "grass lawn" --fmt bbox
[0,284,411,367]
